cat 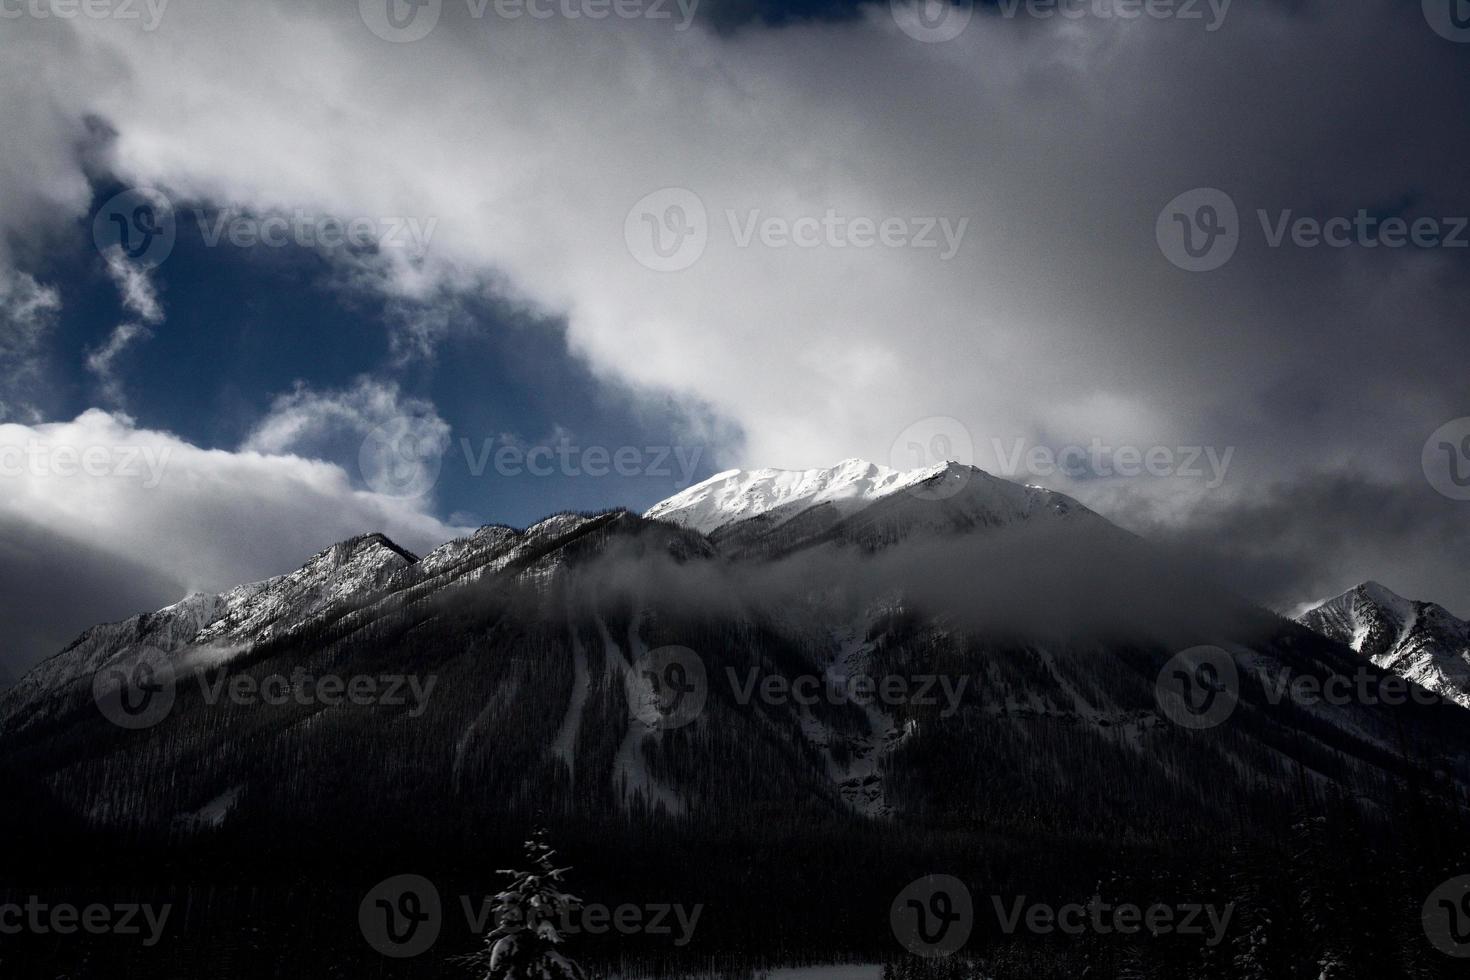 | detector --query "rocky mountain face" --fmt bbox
[3,462,1468,976]
[1296,581,1470,710]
